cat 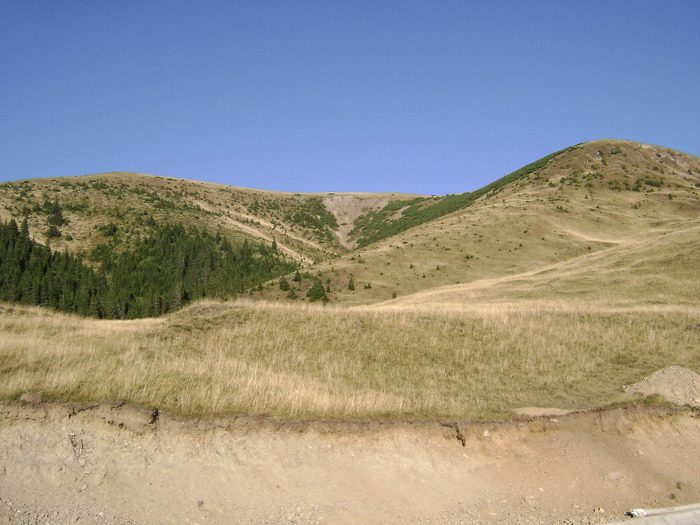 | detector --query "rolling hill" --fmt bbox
[2,139,699,525]
[254,139,700,307]
[1,139,699,313]
[1,138,699,422]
